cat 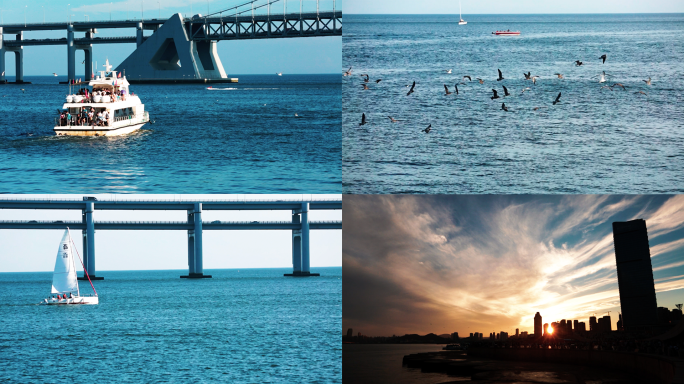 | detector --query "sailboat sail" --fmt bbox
[51,230,80,294]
